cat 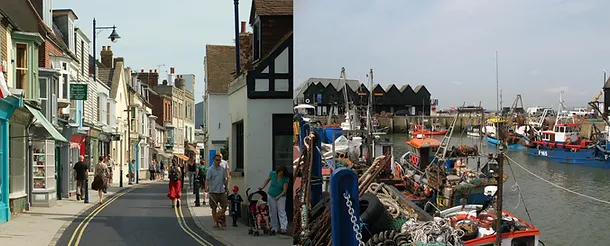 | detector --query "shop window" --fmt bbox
[32,140,55,190]
[9,124,26,197]
[61,74,68,100]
